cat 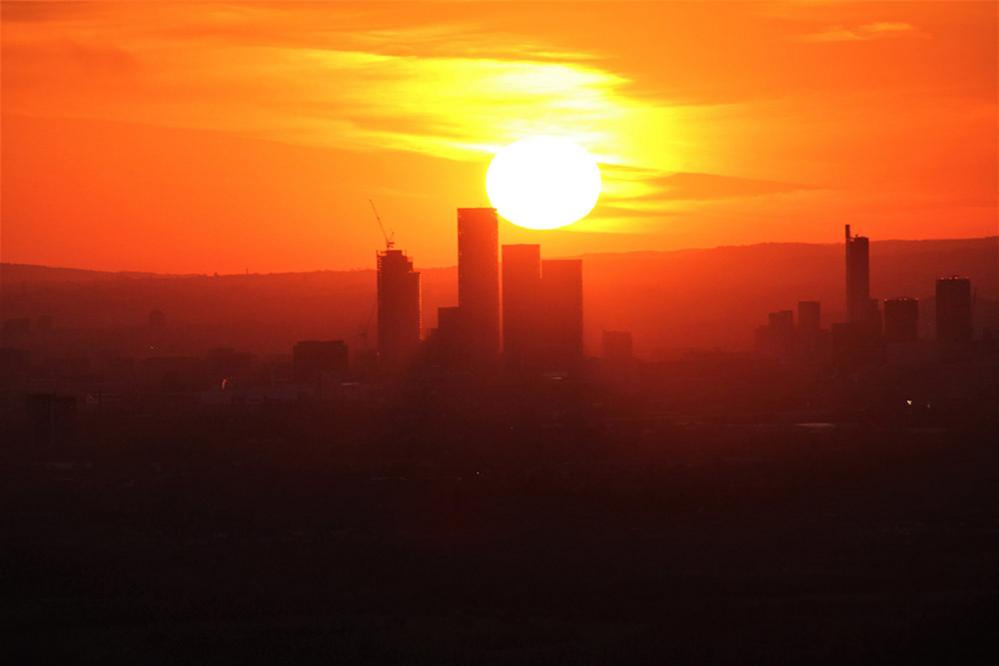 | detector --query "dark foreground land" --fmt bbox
[3,378,998,665]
